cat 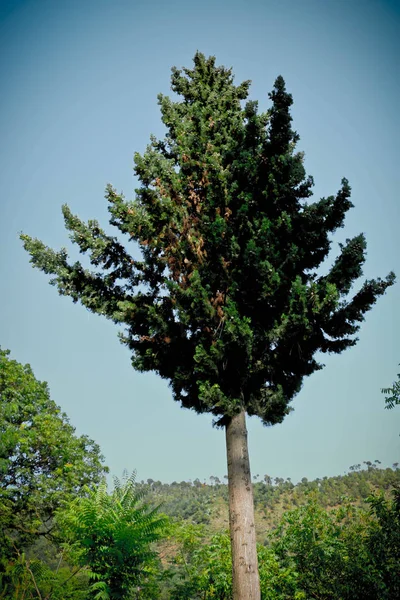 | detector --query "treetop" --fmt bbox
[21,53,395,426]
